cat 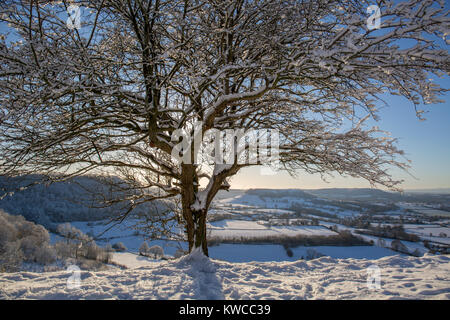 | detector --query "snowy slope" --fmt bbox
[1,250,449,300]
